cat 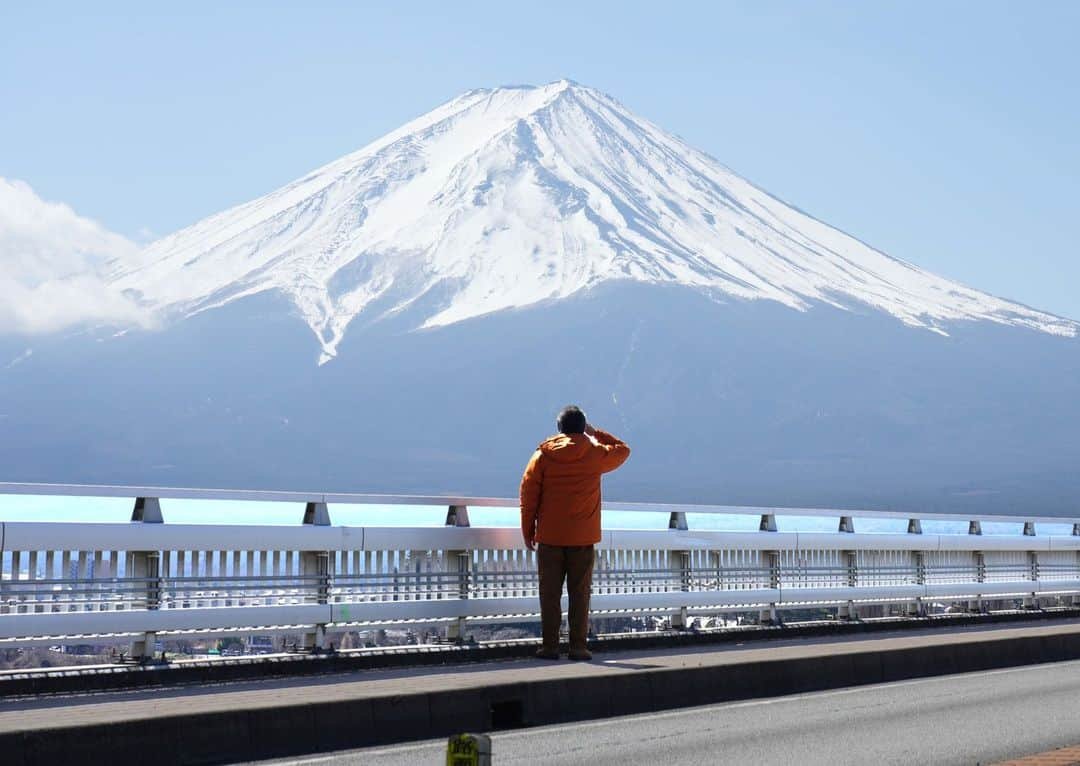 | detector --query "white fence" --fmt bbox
[1,483,1079,654]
